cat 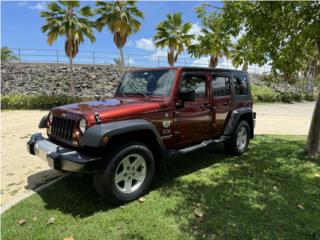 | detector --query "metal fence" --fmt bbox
[10,48,271,75]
